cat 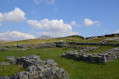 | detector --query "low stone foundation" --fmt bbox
[2,42,119,50]
[68,42,119,46]
[0,55,69,79]
[62,47,119,63]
